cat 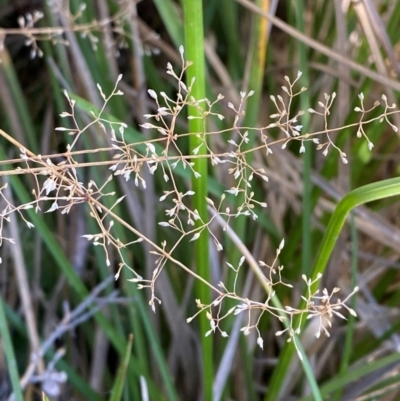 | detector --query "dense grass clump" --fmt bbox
[1,1,400,400]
